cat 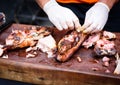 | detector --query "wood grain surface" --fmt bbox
[0,23,120,85]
